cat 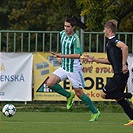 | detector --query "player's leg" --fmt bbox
[102,91,132,99]
[117,98,133,126]
[116,98,133,120]
[74,88,100,121]
[102,72,133,100]
[74,88,97,113]
[68,71,100,121]
[45,68,71,98]
[101,72,133,125]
